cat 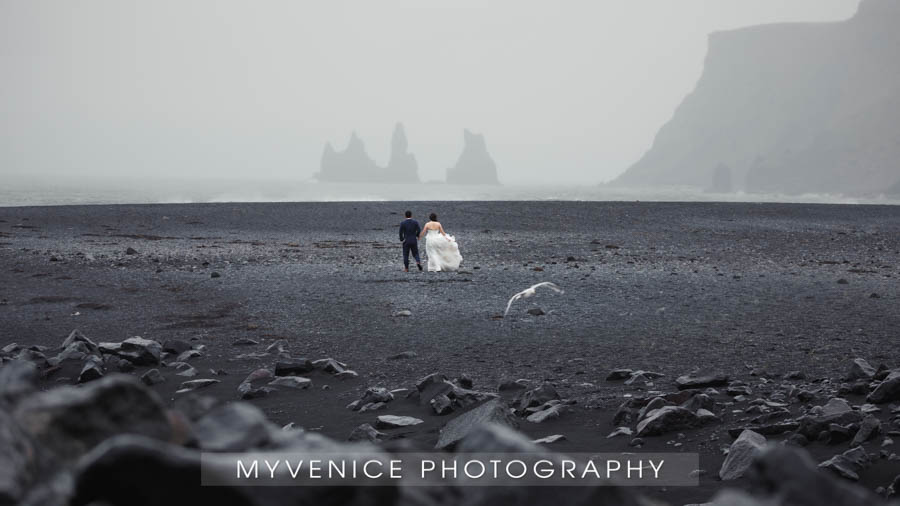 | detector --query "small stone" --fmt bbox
[526,404,568,423]
[232,338,259,346]
[375,415,424,429]
[629,438,644,447]
[348,423,386,442]
[162,340,192,355]
[606,369,633,381]
[847,358,877,381]
[719,429,766,480]
[532,434,566,444]
[125,247,138,255]
[177,379,219,393]
[819,446,871,481]
[78,359,104,384]
[675,372,729,390]
[335,370,359,380]
[387,351,417,360]
[526,308,545,316]
[431,394,453,415]
[392,310,412,317]
[607,427,633,439]
[268,376,311,389]
[140,369,165,386]
[210,272,221,278]
[837,278,849,284]
[868,371,900,404]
